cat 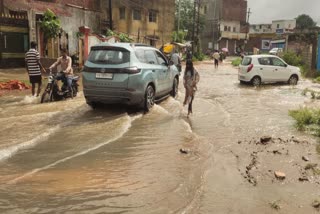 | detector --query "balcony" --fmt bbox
[220,31,247,40]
